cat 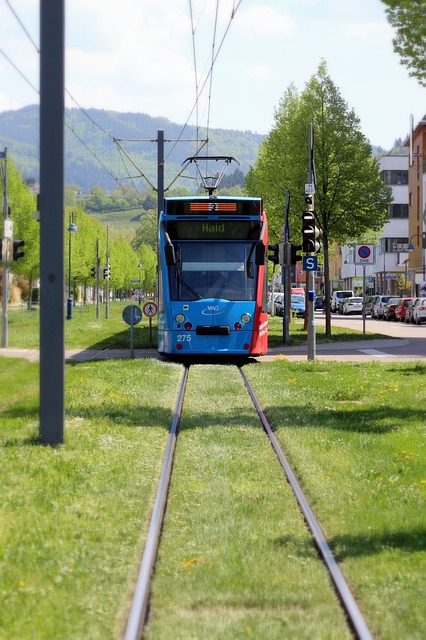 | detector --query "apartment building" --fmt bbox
[405,116,426,296]
[339,154,409,295]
